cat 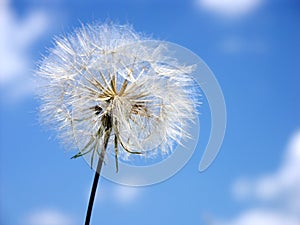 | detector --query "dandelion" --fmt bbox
[36,23,198,225]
